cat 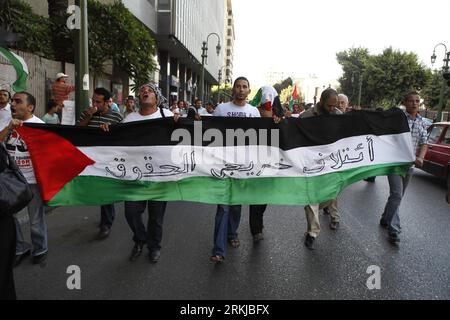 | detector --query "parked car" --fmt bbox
[420,122,450,189]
